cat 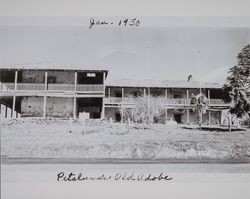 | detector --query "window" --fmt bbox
[47,76,56,83]
[115,92,122,97]
[174,94,181,98]
[87,73,96,77]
